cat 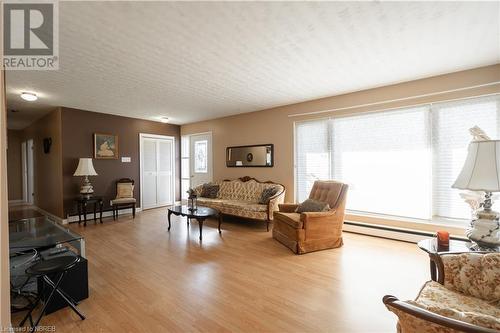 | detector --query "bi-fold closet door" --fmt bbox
[140,134,175,209]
